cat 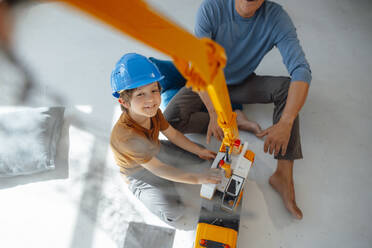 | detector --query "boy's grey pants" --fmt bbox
[126,141,210,223]
[164,74,303,160]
